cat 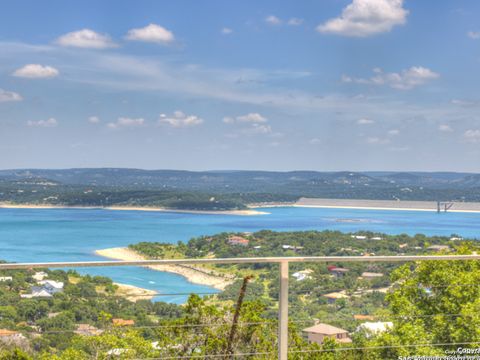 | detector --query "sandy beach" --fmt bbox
[0,203,267,216]
[95,247,234,291]
[114,282,157,302]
